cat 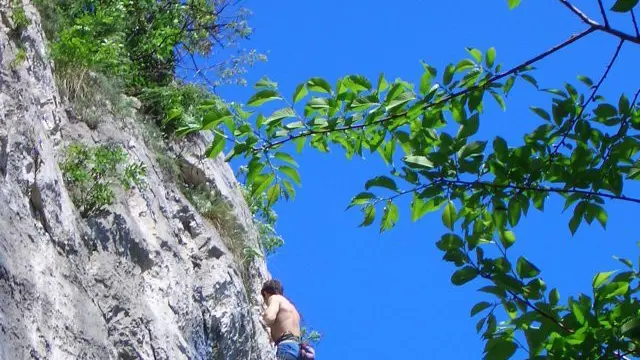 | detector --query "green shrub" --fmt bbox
[60,143,146,217]
[138,82,222,135]
[35,0,264,89]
